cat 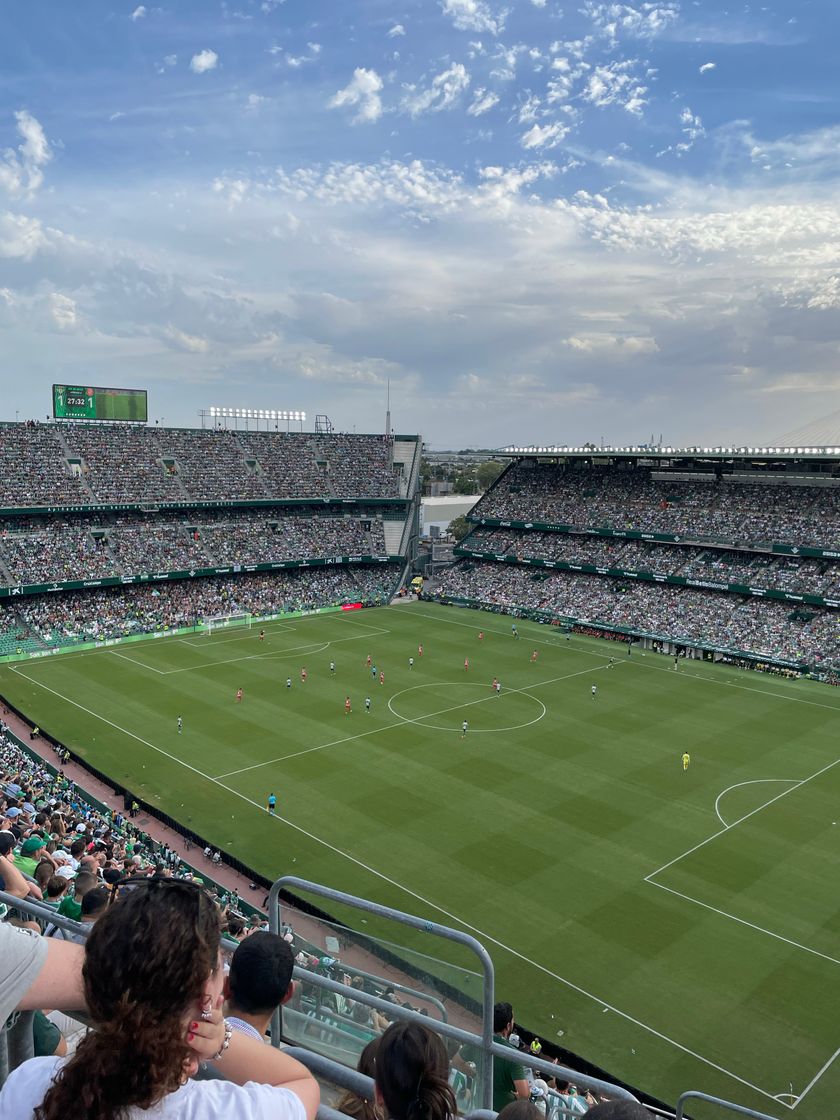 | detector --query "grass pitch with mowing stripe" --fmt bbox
[2,601,839,1118]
